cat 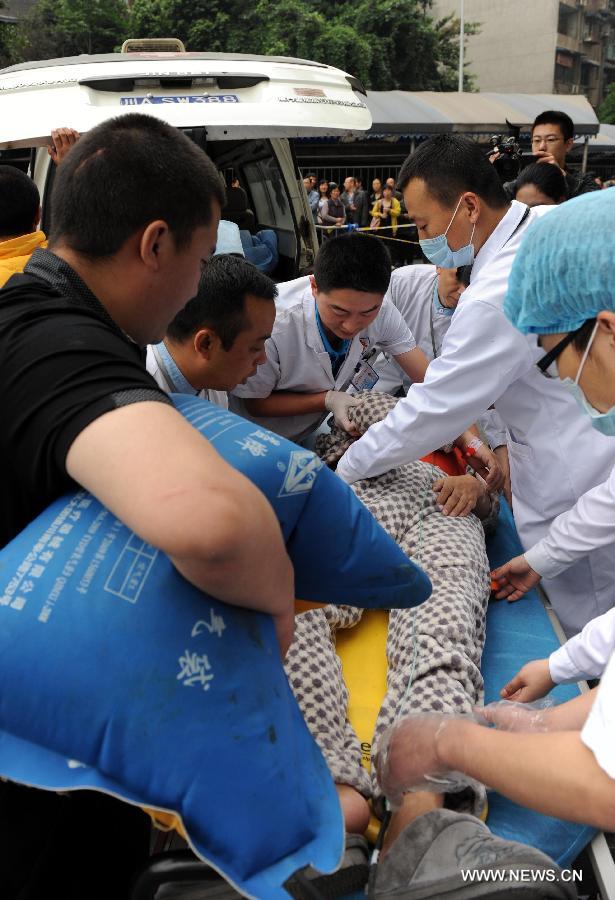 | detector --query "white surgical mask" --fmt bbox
[419,195,476,269]
[562,321,615,437]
